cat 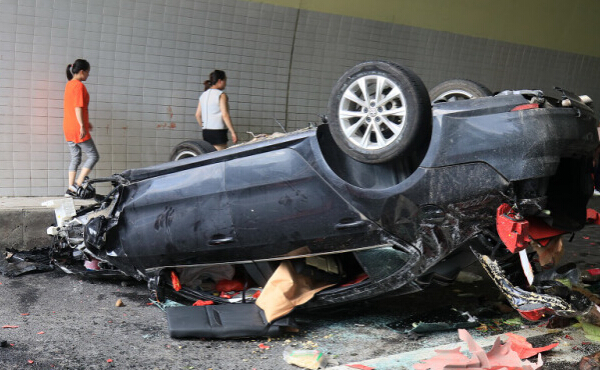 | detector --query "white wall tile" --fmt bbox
[1,0,599,196]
